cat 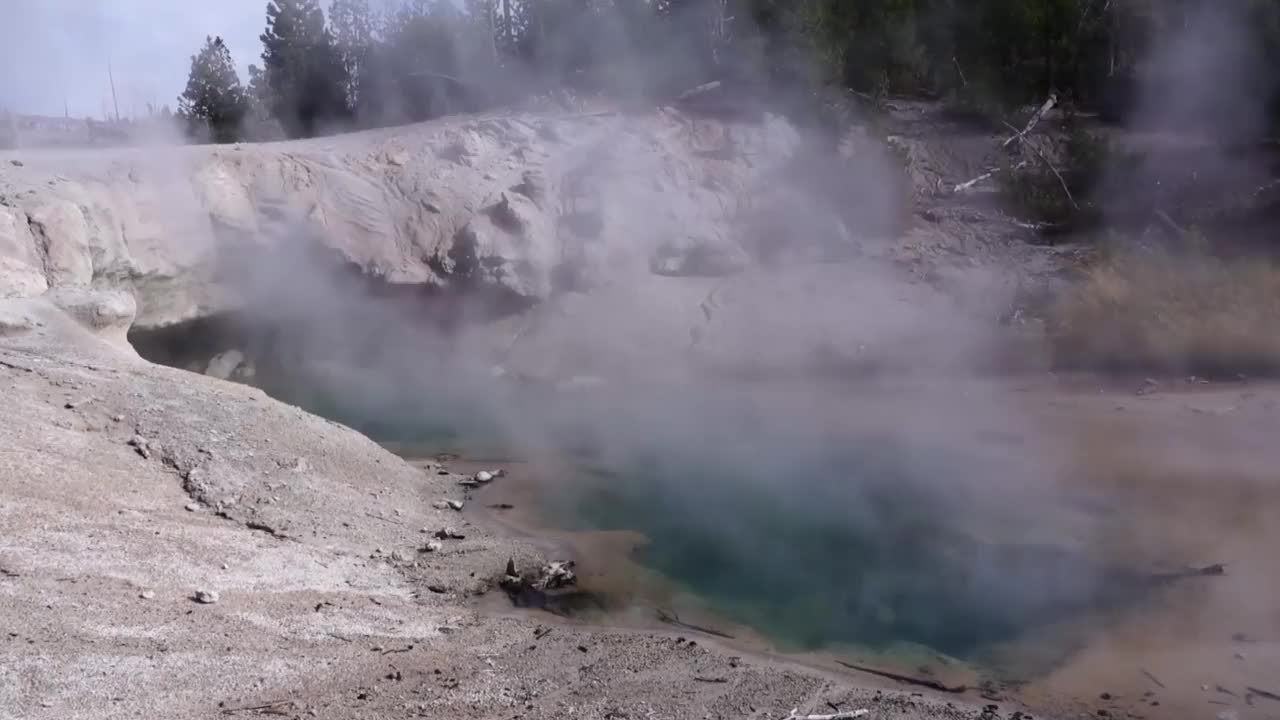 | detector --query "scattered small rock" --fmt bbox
[434,527,465,540]
[193,589,219,604]
[128,435,153,459]
[446,500,464,511]
[427,584,448,594]
[9,160,23,167]
[1100,692,1112,700]
[184,502,200,512]
[422,541,444,553]
[474,470,494,484]
[139,590,156,600]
